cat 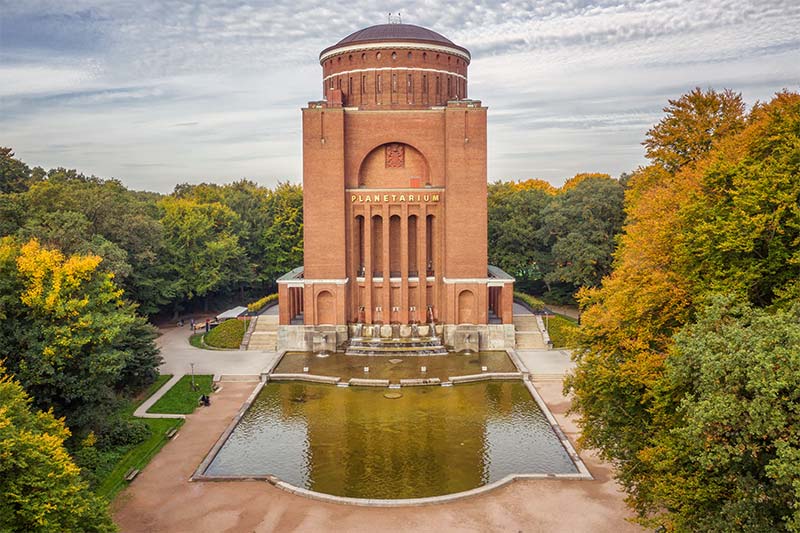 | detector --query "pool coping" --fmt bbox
[263,349,525,387]
[191,347,594,503]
